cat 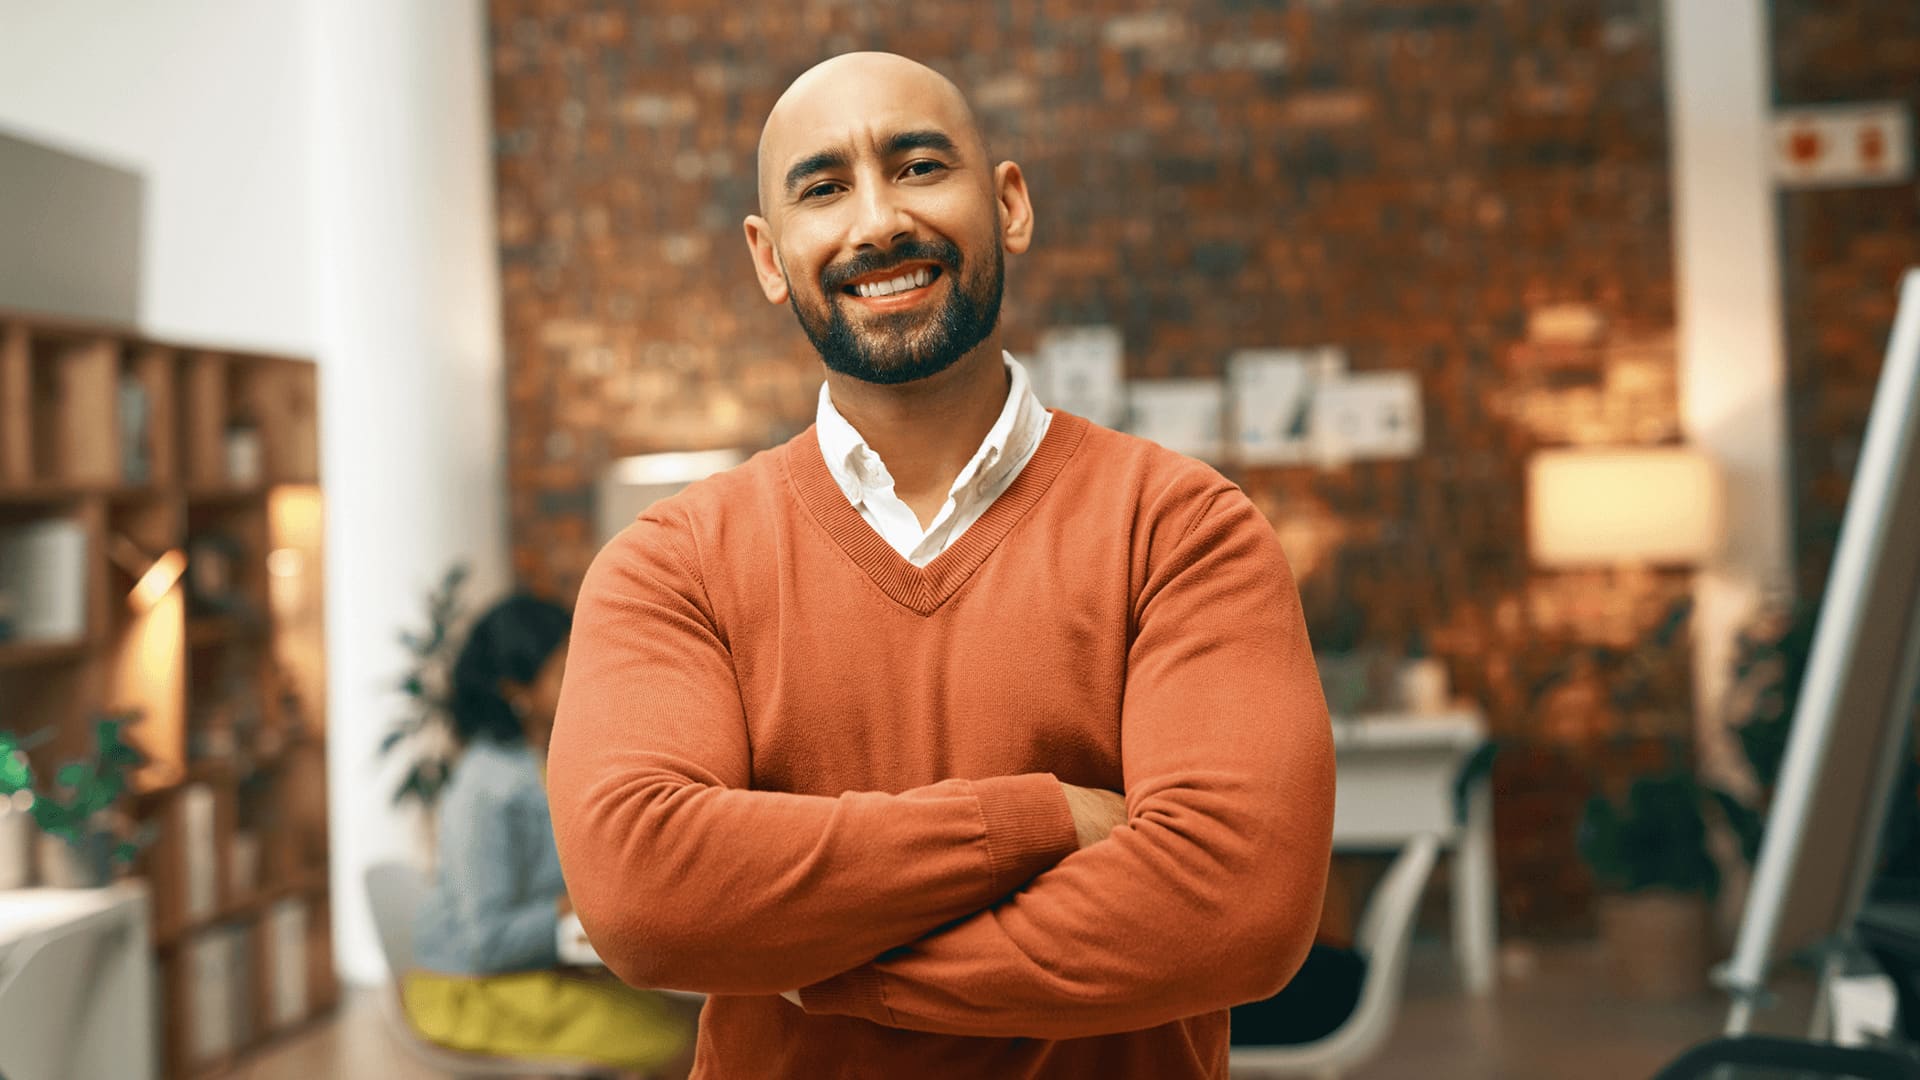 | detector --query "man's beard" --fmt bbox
[785,237,1004,386]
